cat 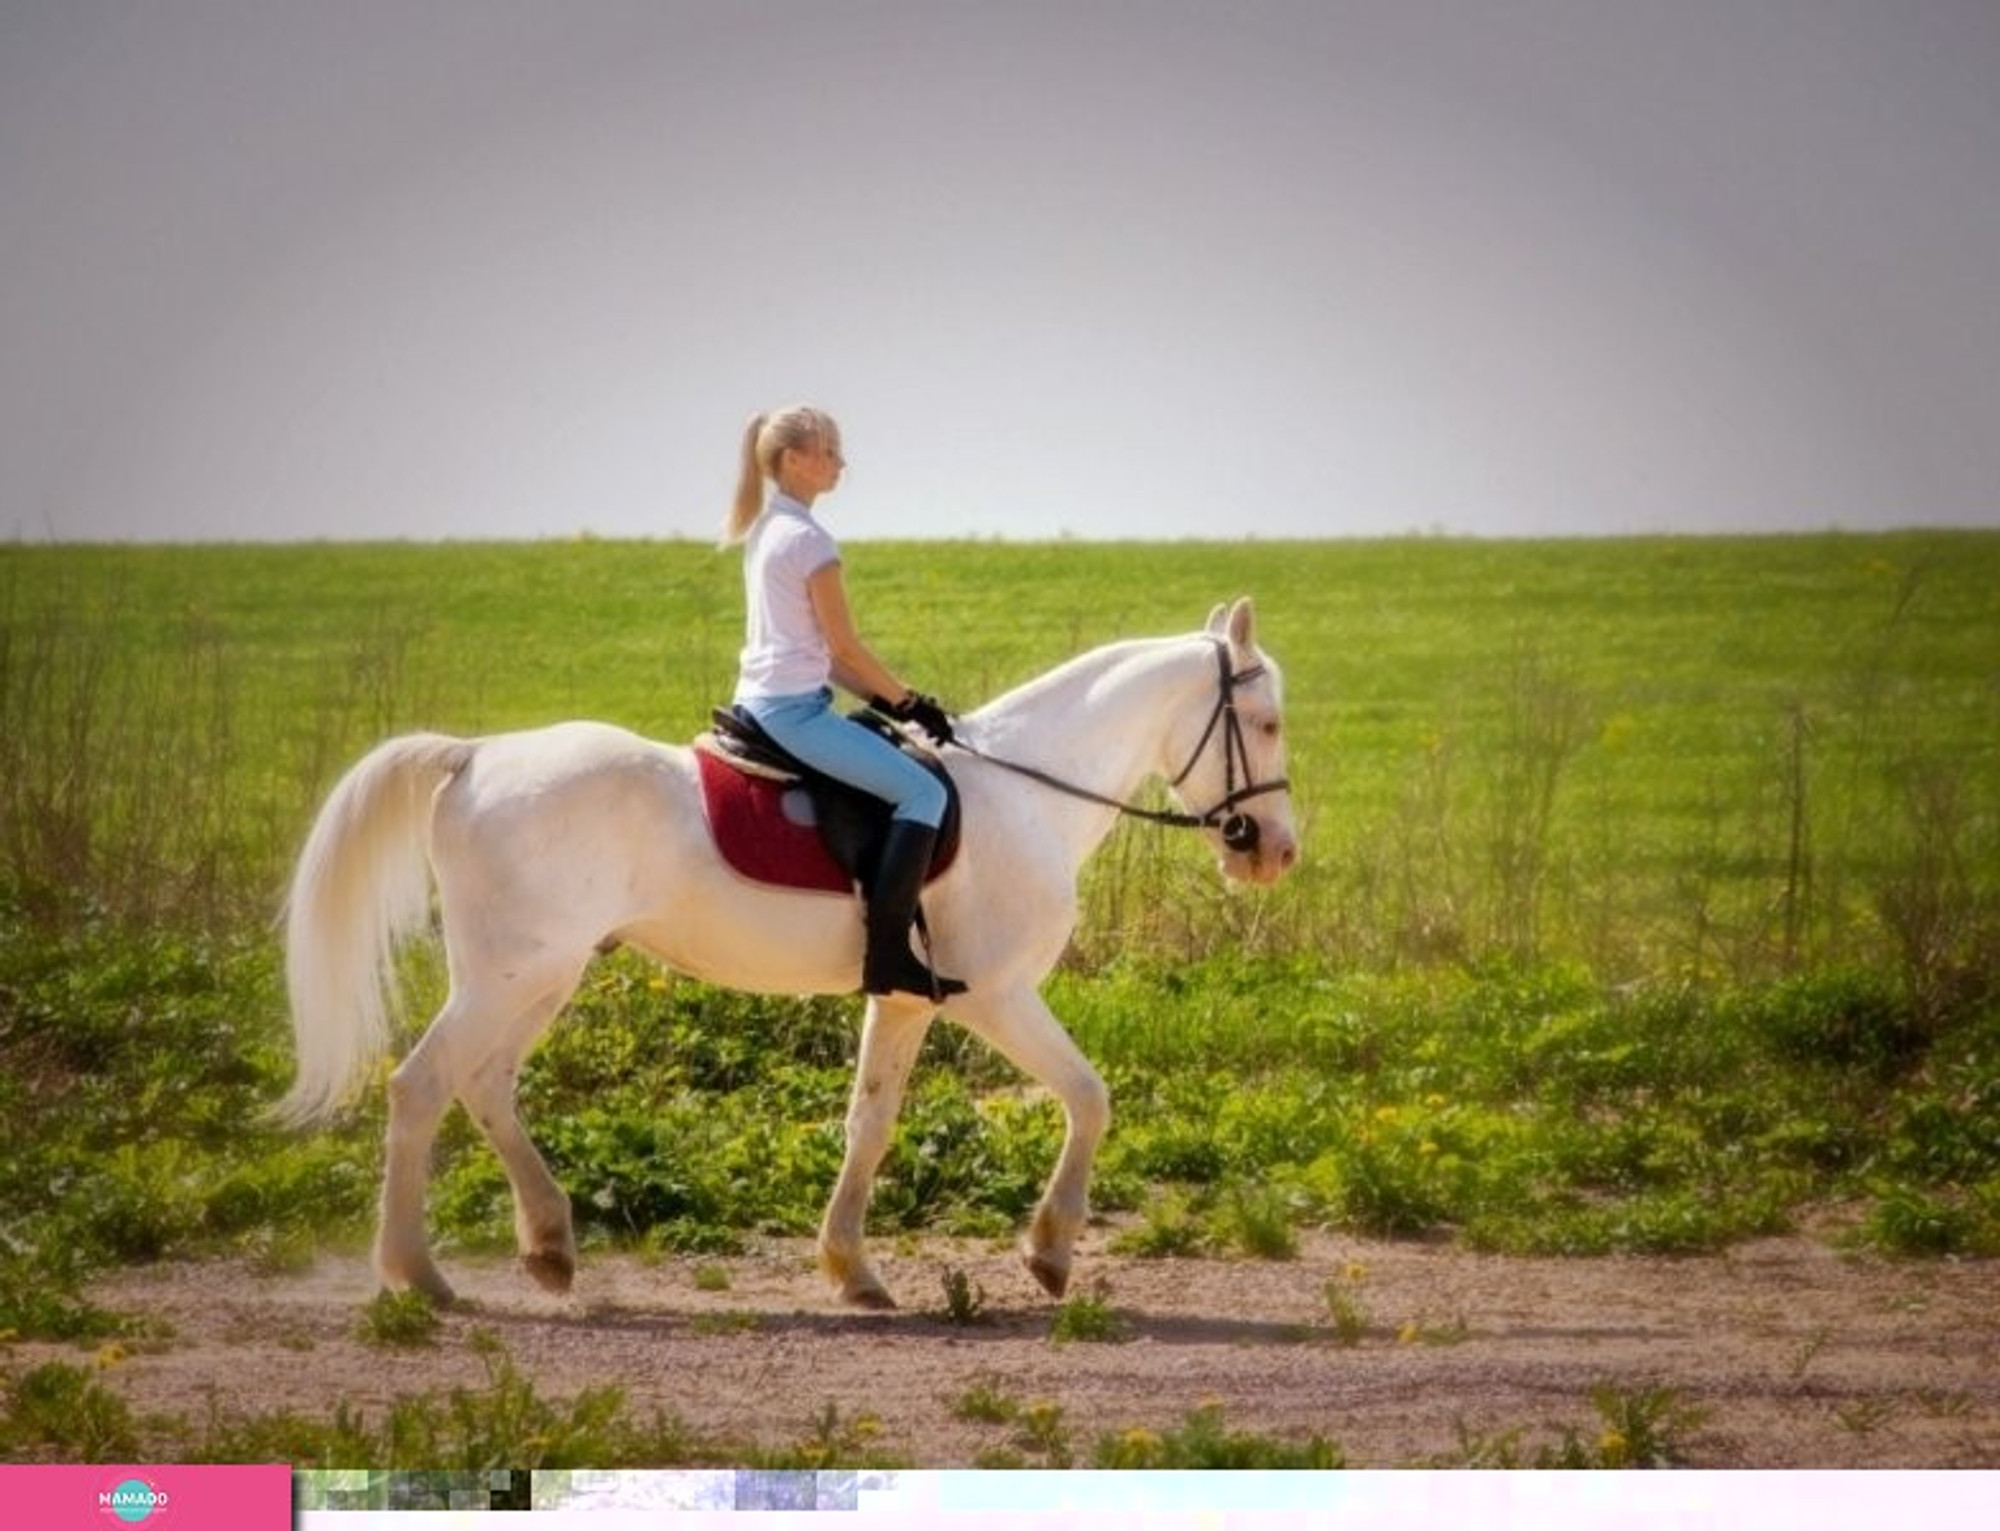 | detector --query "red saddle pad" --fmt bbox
[696,750,960,895]
[698,750,853,893]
